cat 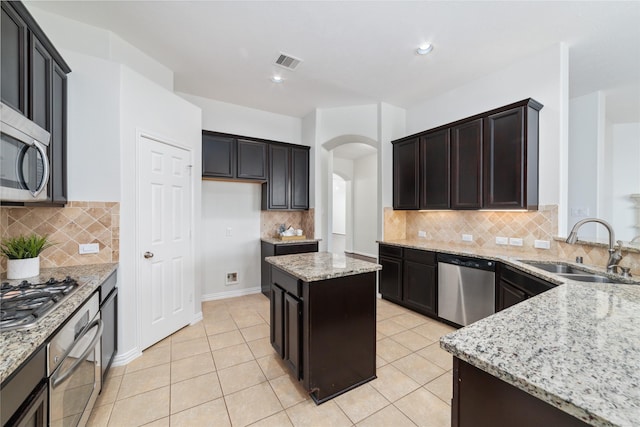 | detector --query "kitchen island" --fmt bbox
[440,279,640,427]
[265,252,381,404]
